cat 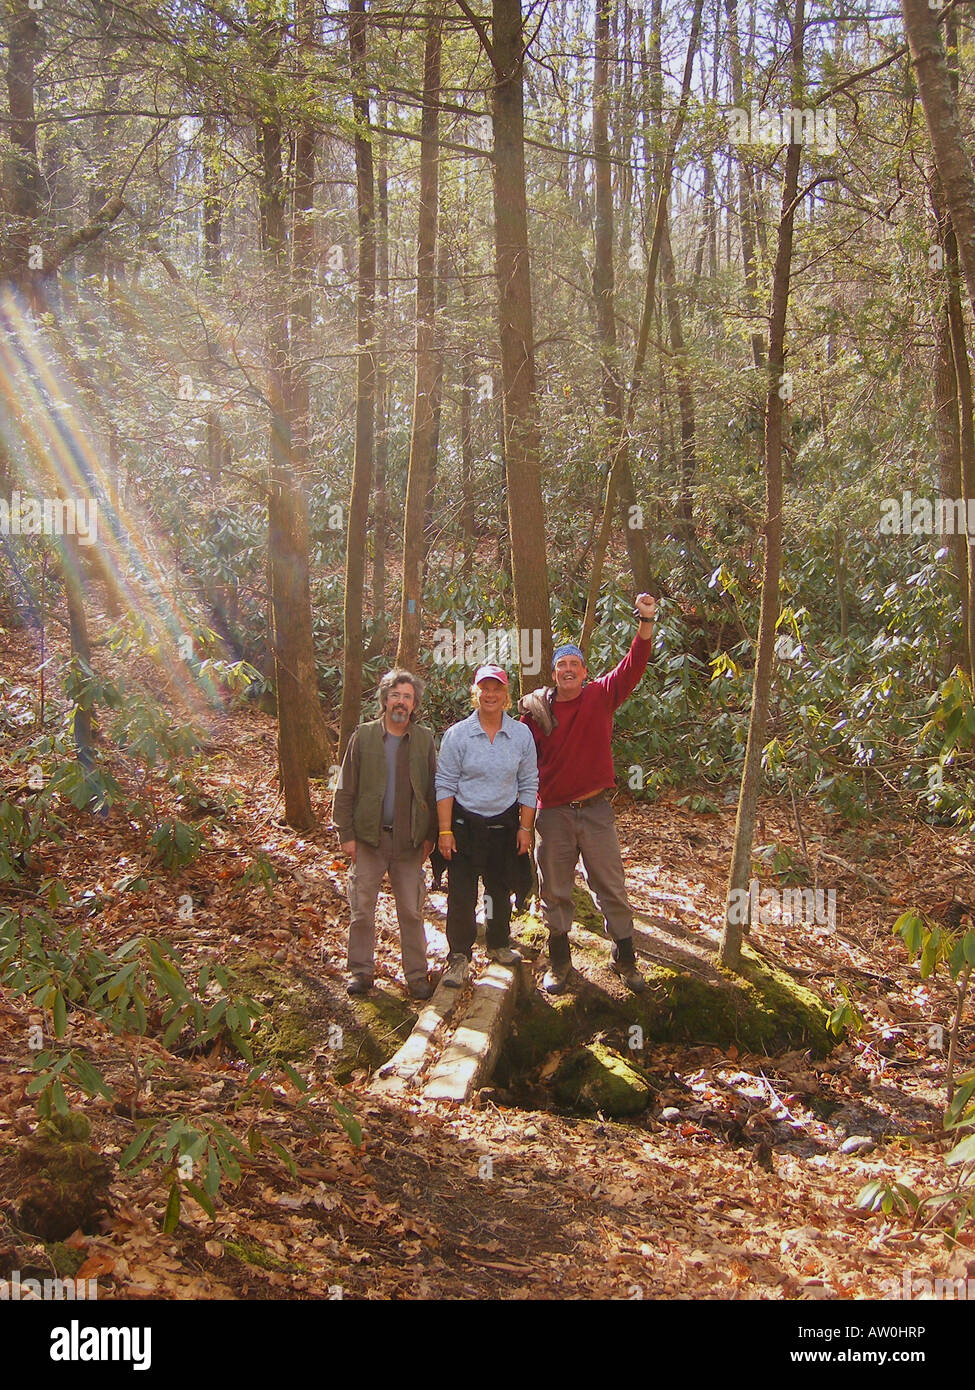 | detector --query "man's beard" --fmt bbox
[388,707,409,724]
